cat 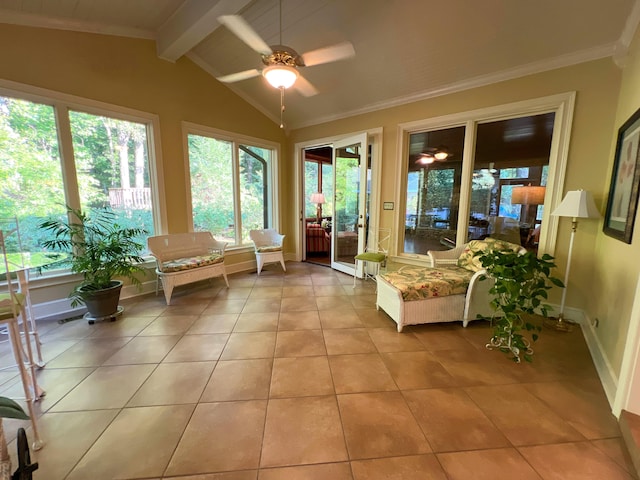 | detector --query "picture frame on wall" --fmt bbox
[604,107,640,244]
